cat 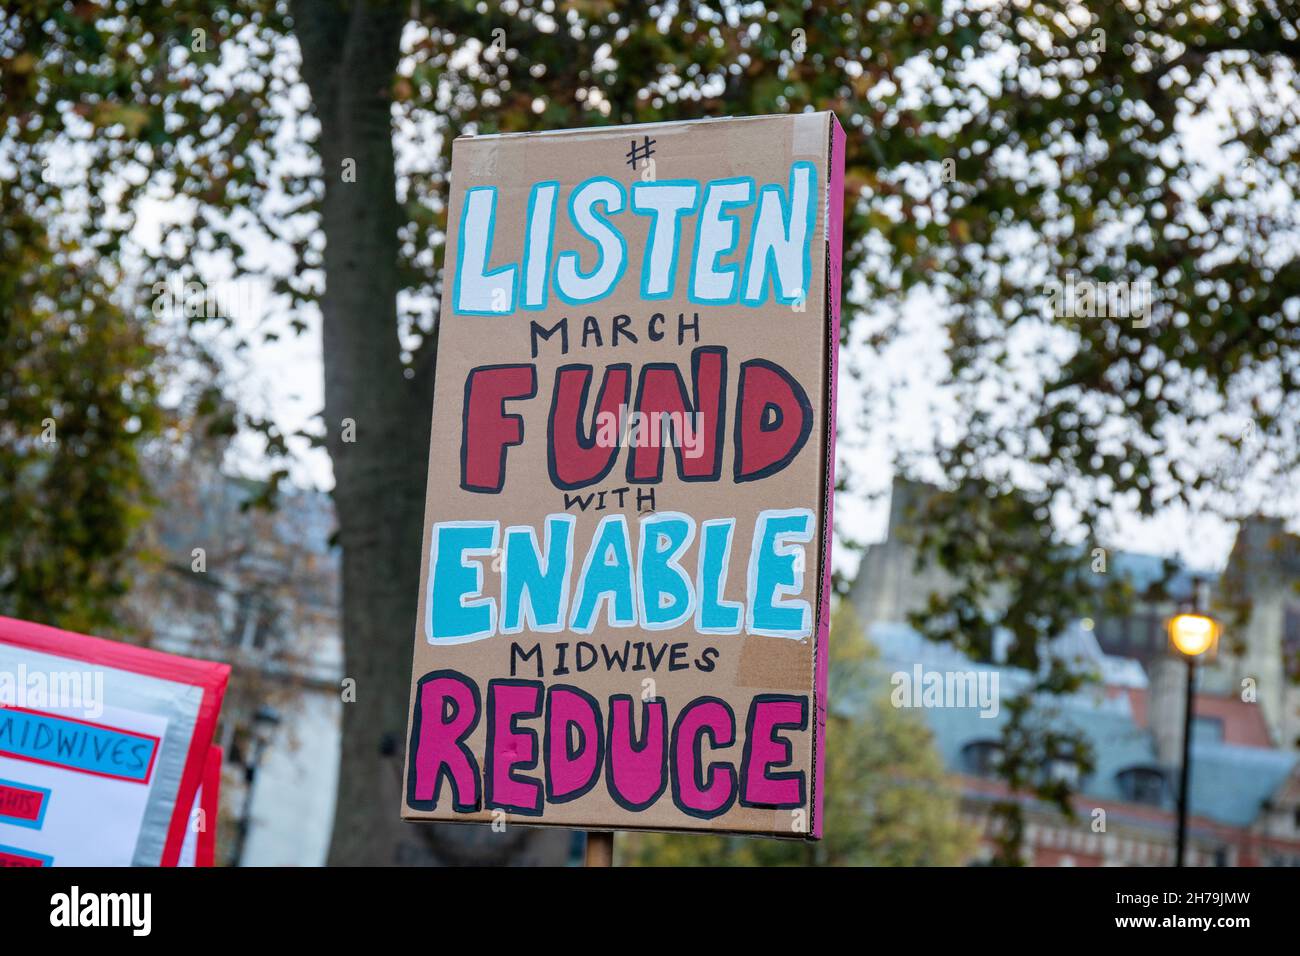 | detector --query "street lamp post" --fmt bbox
[1174,643,1196,868]
[230,705,282,867]
[1168,601,1218,868]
